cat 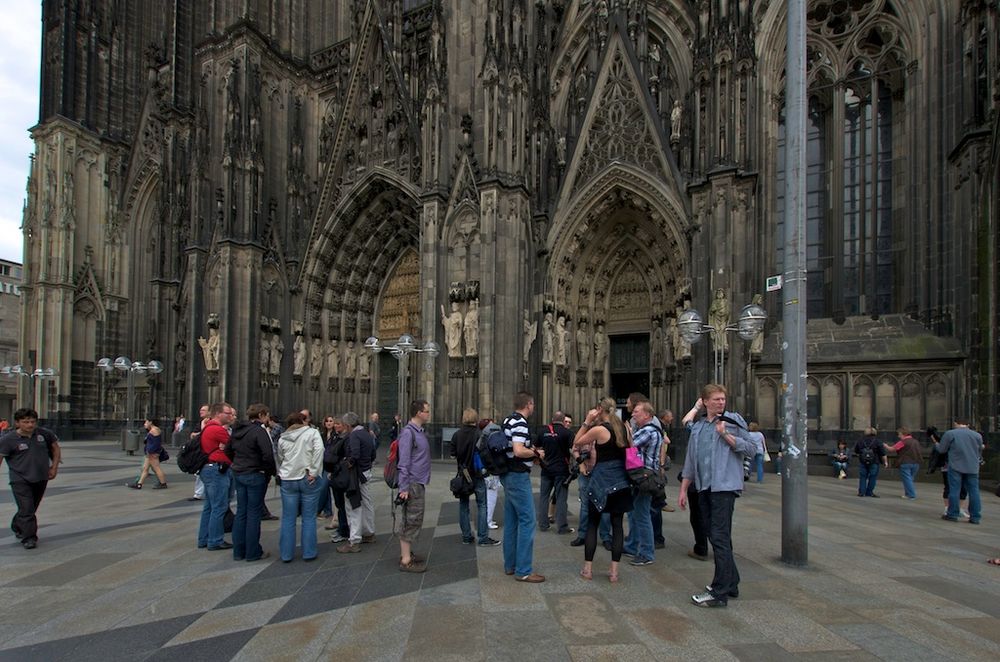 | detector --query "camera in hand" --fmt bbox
[575,449,591,465]
[394,493,407,506]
